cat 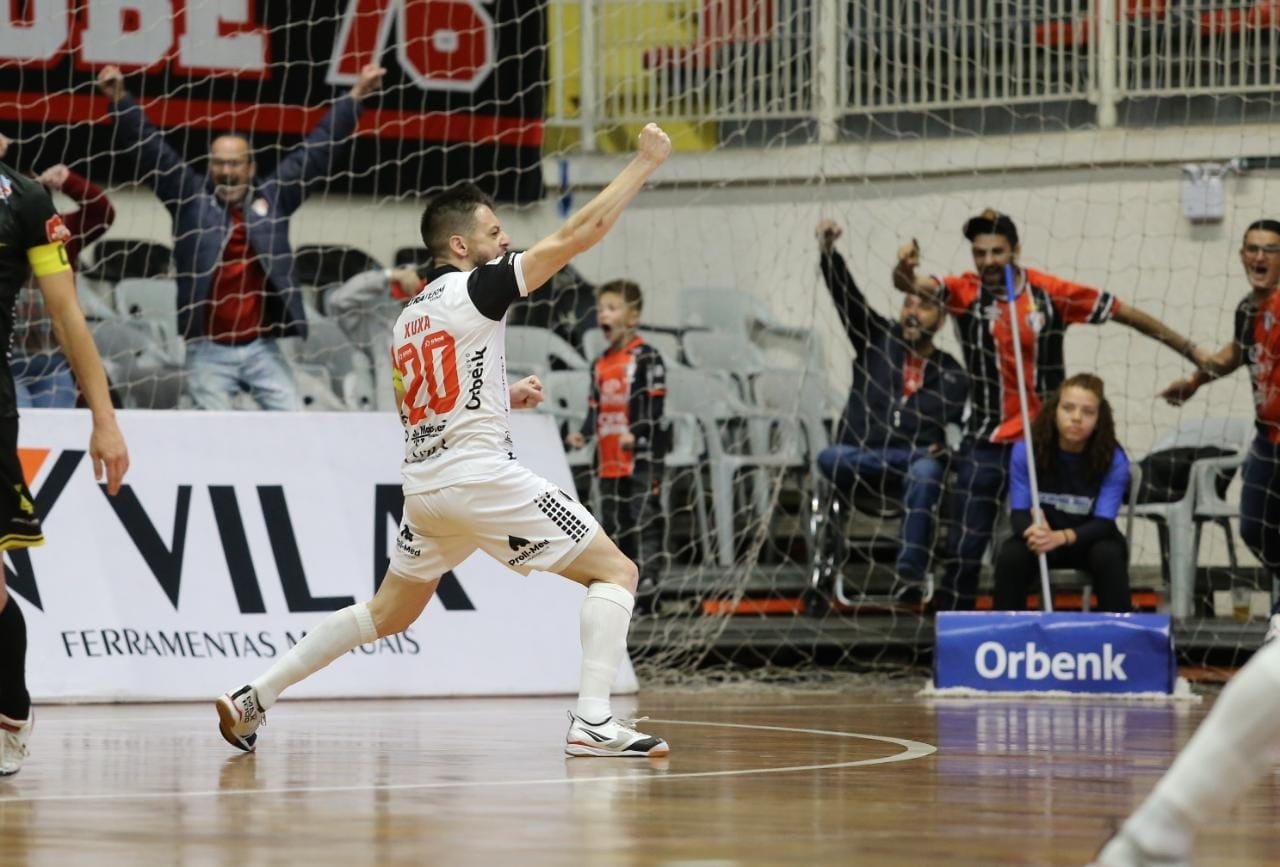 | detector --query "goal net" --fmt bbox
[4,0,1275,683]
